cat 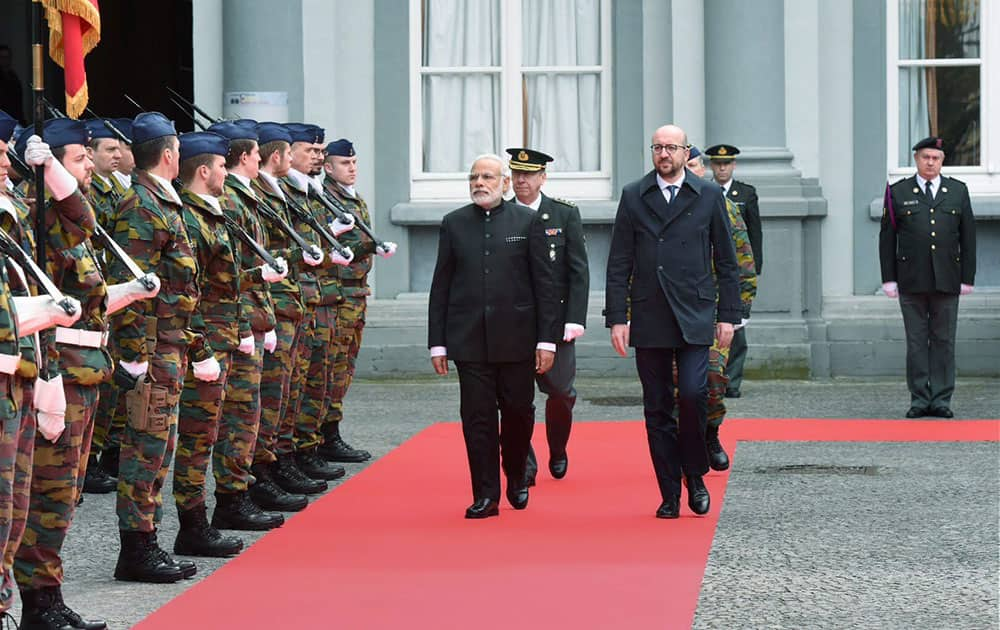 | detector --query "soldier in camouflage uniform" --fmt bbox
[169,132,246,558]
[279,124,351,484]
[208,121,289,531]
[320,139,396,463]
[108,113,200,585]
[251,123,327,501]
[682,148,756,471]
